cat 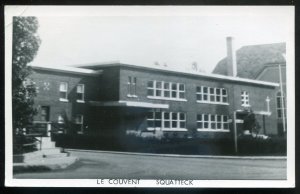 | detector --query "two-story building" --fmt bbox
[28,37,280,139]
